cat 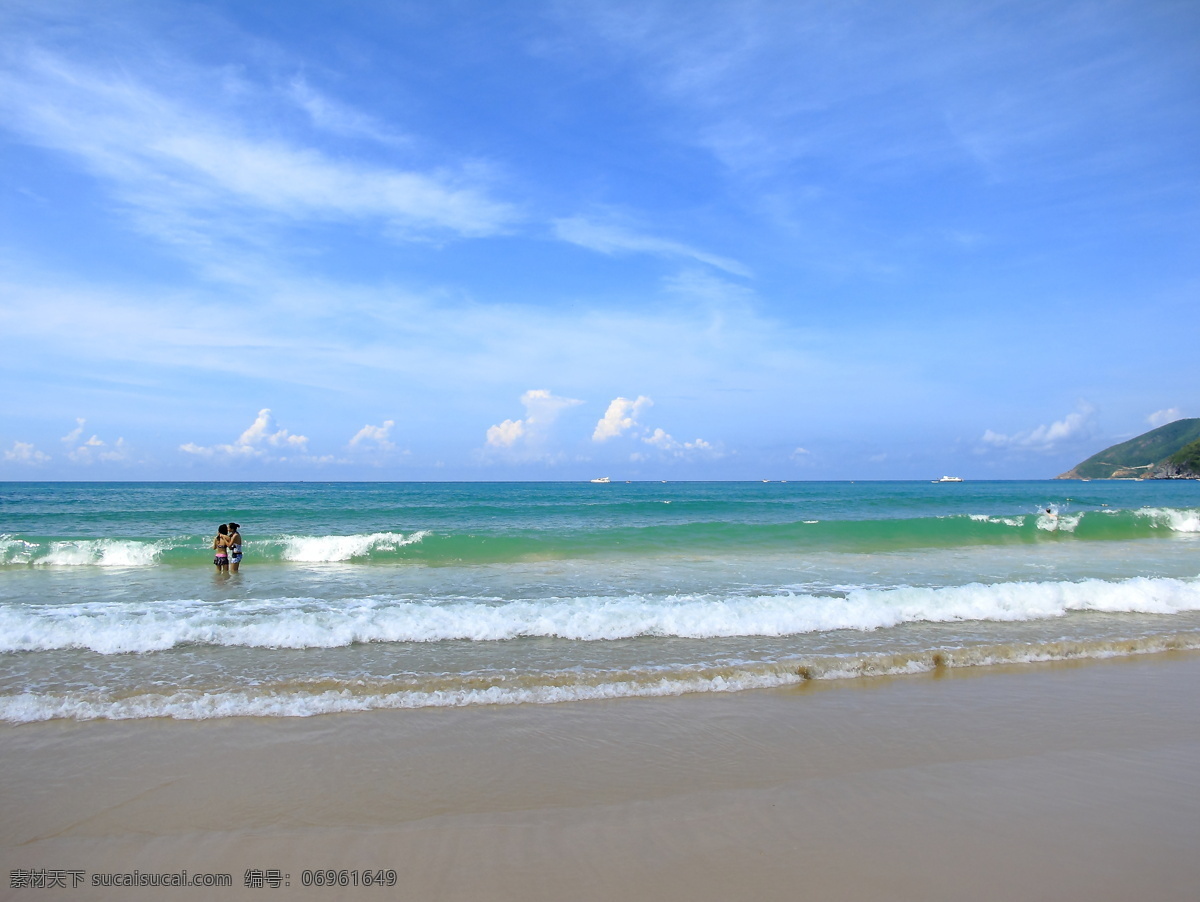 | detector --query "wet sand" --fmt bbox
[2,652,1199,901]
